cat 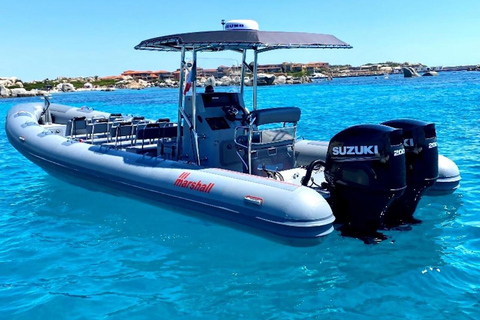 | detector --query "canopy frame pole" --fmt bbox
[176,46,186,160]
[191,49,197,132]
[191,49,201,165]
[253,48,258,111]
[240,49,246,96]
